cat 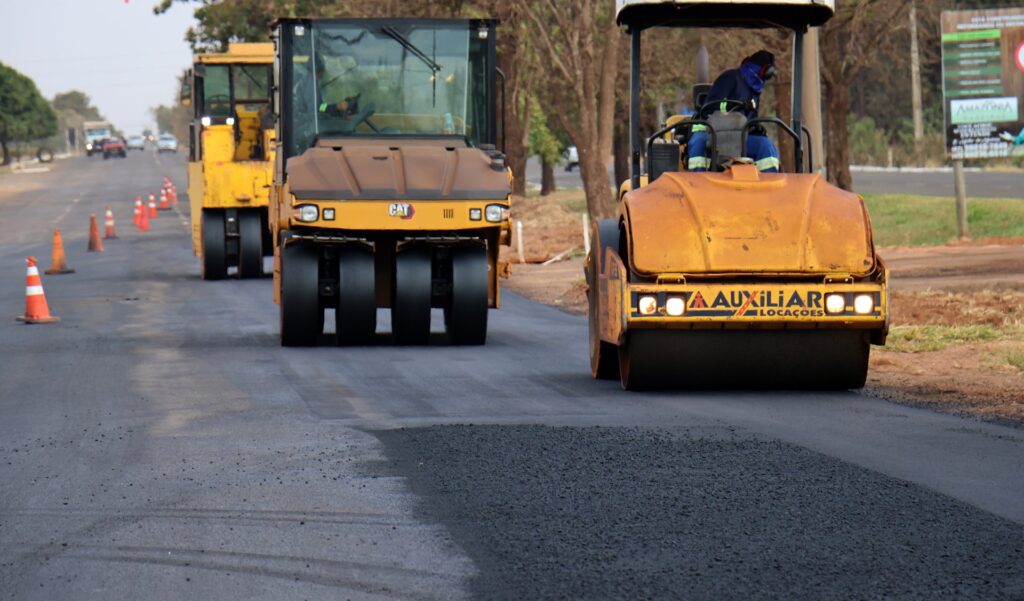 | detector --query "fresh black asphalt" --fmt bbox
[377,424,1024,600]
